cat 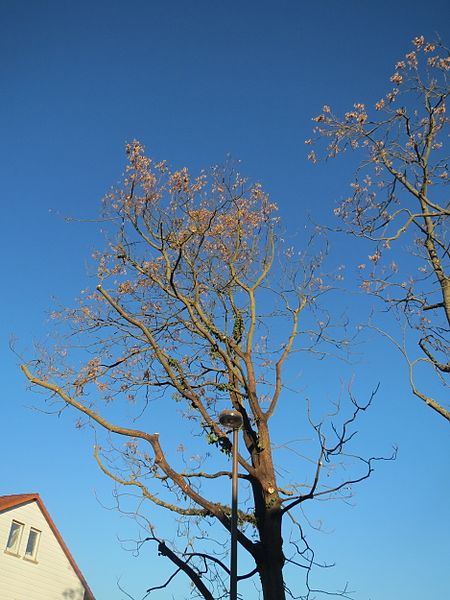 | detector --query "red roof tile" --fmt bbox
[0,493,95,600]
[0,494,40,511]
